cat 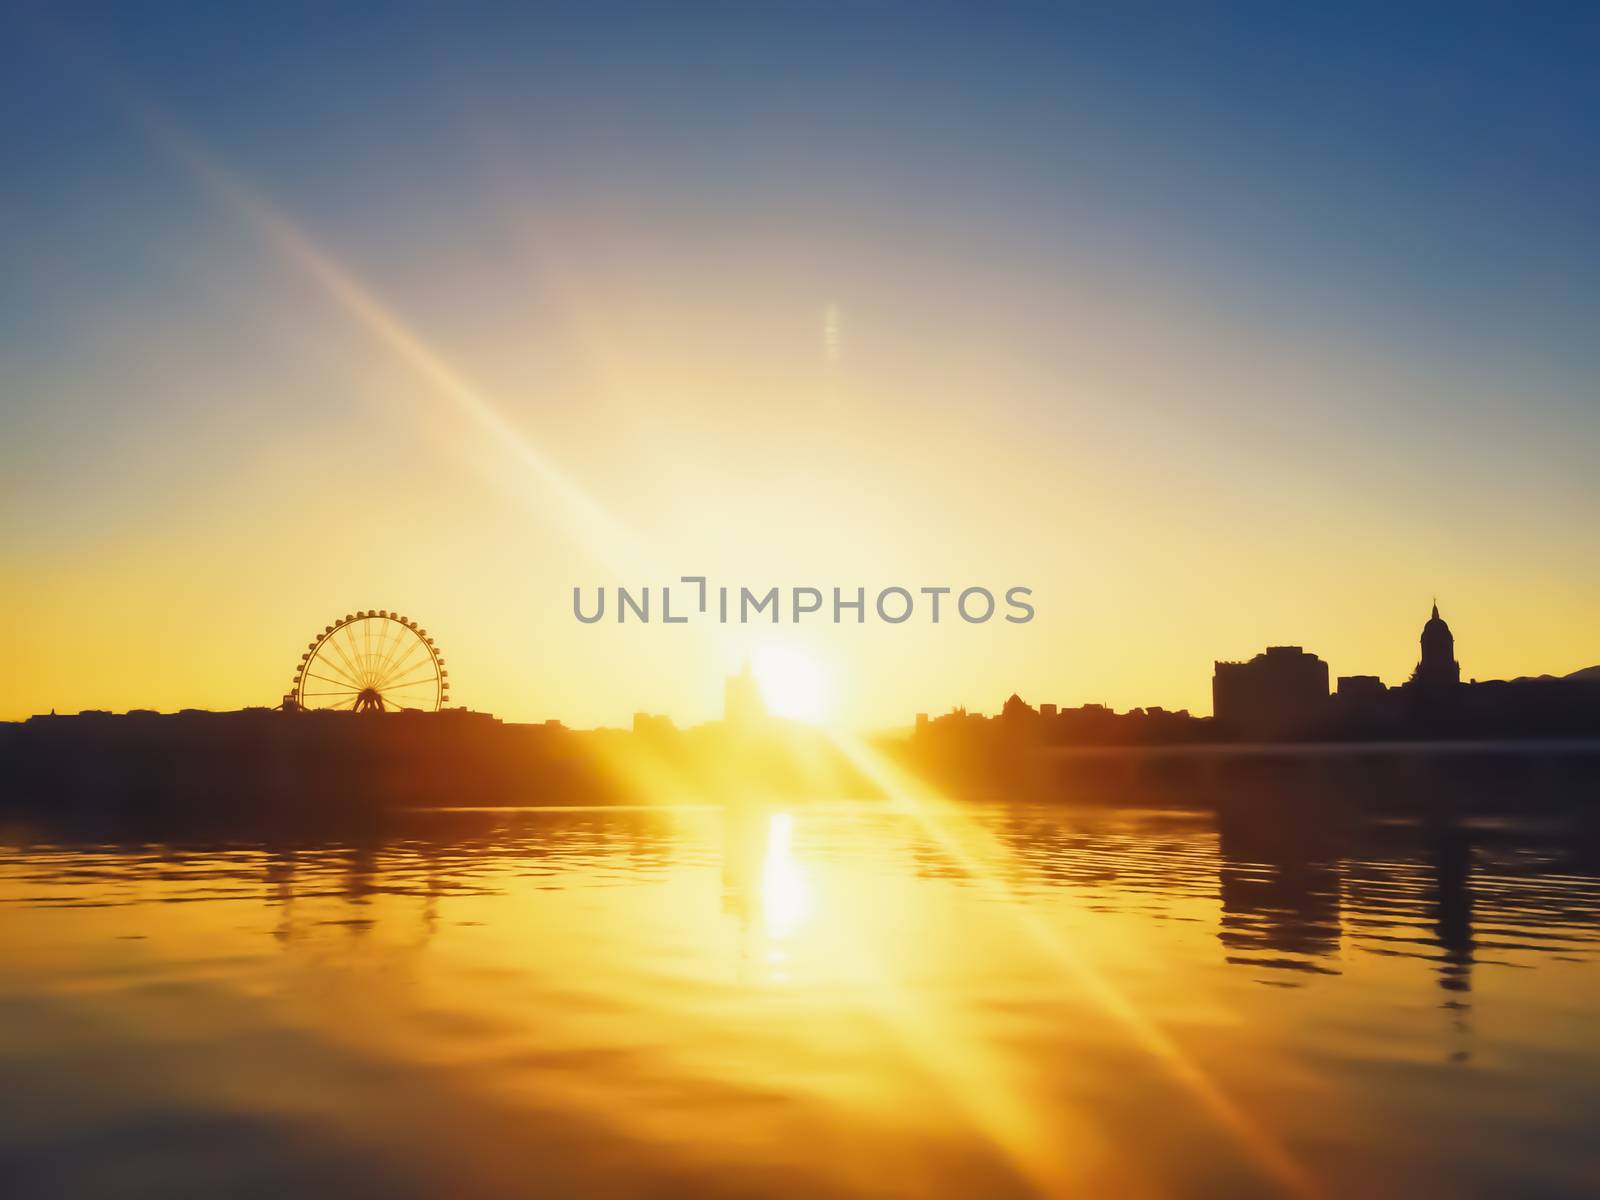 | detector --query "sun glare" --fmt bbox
[760,812,811,942]
[752,645,830,723]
